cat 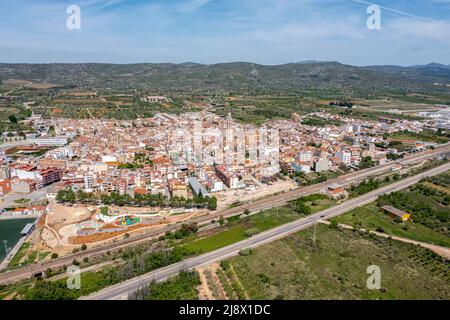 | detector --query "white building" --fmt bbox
[336,151,352,165]
[34,136,68,147]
